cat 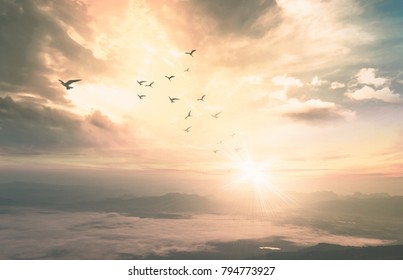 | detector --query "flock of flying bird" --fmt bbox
[59,49,239,154]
